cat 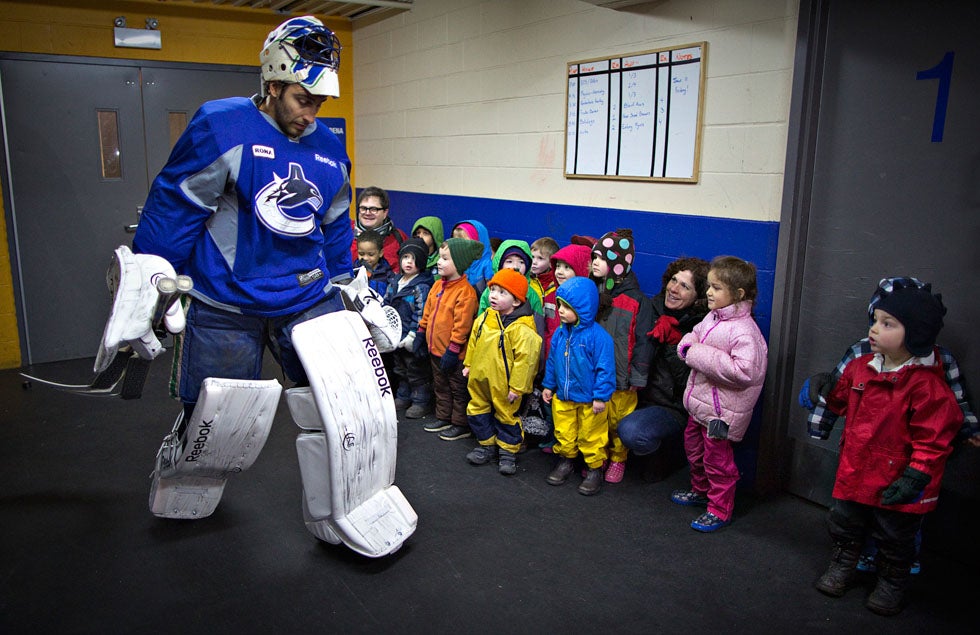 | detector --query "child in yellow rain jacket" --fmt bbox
[462,268,542,475]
